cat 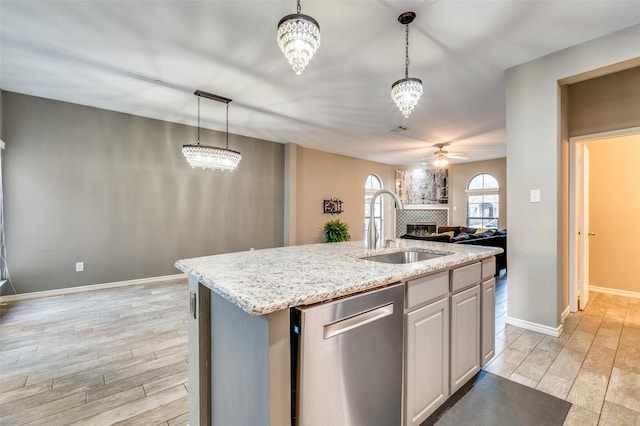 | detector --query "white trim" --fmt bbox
[0,139,5,150]
[403,204,449,210]
[569,126,640,143]
[590,285,640,300]
[561,305,571,322]
[0,273,186,302]
[506,316,563,337]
